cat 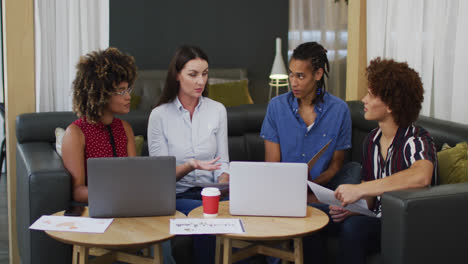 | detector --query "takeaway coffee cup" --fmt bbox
[201,187,221,217]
